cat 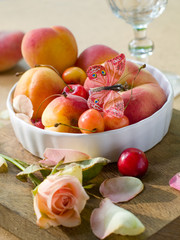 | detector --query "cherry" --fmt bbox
[31,119,44,129]
[78,109,105,133]
[103,113,129,130]
[117,148,148,178]
[63,84,89,99]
